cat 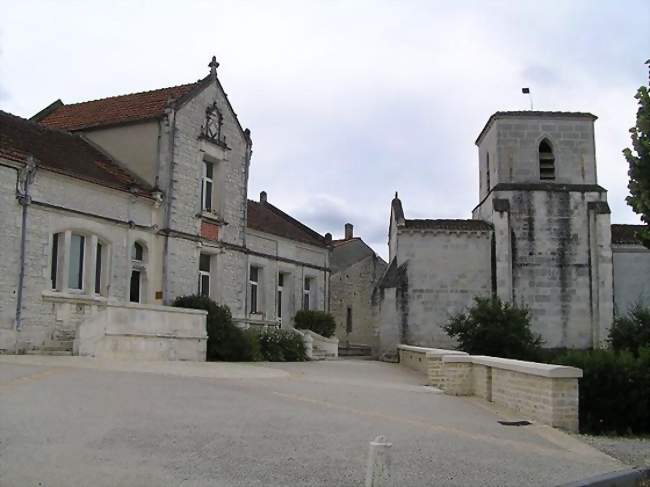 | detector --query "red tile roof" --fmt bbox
[0,110,152,195]
[35,81,203,131]
[247,200,328,247]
